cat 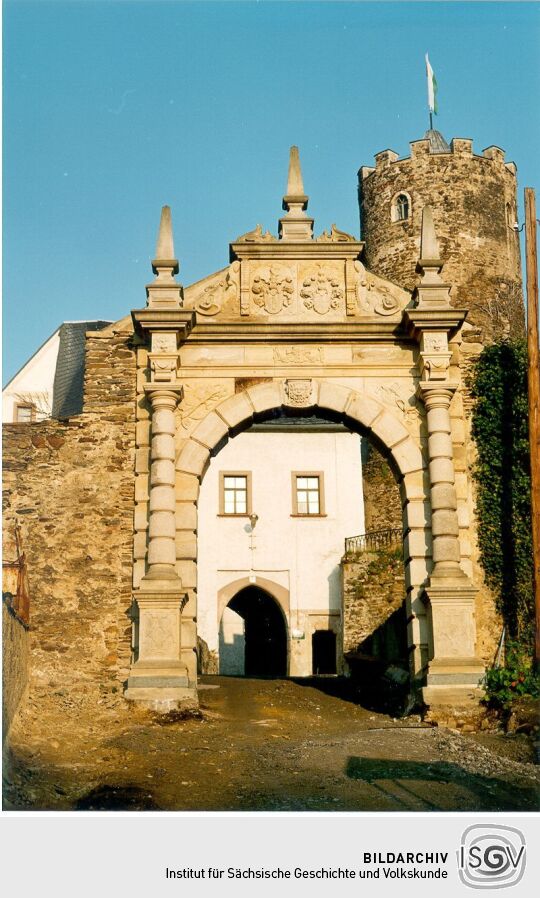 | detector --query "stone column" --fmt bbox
[419,383,464,581]
[126,204,197,710]
[144,386,182,585]
[403,206,484,708]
